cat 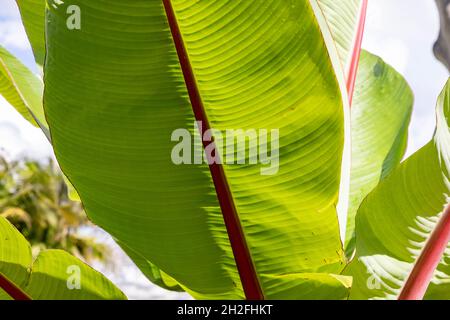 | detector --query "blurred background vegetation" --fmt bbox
[0,156,109,262]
